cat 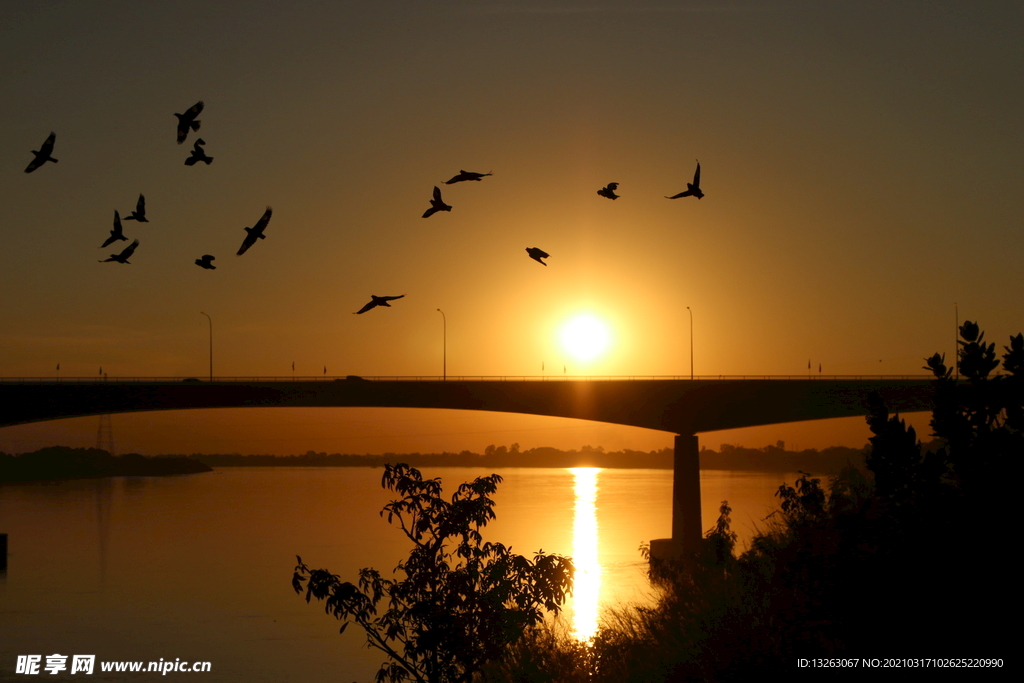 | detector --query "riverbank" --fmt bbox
[0,446,212,483]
